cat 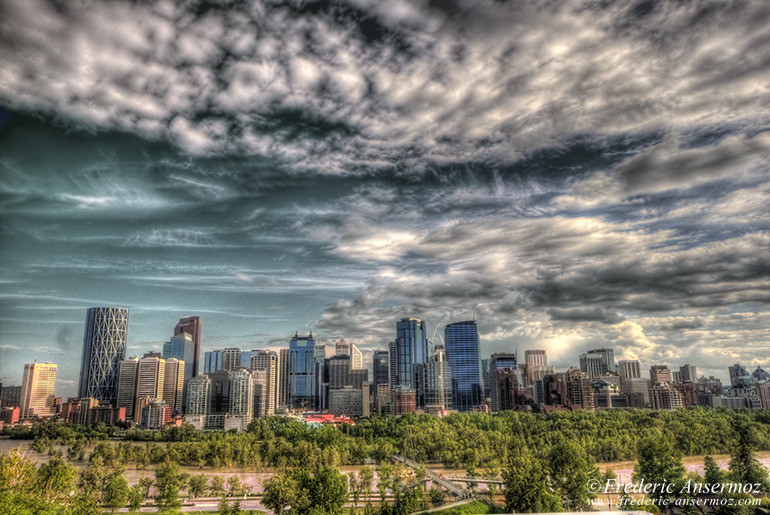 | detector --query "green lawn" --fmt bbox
[423,500,493,515]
